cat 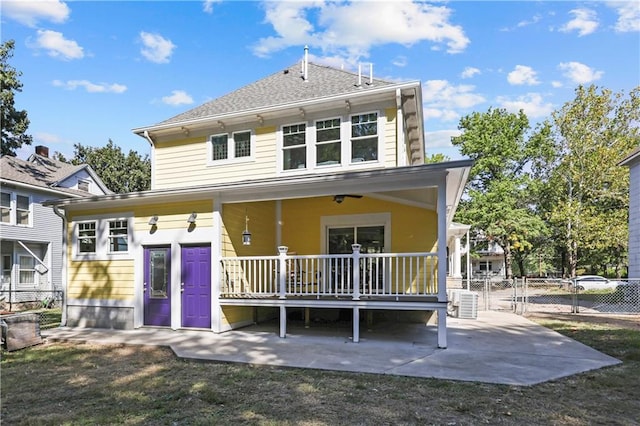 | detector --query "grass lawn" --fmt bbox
[1,314,639,425]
